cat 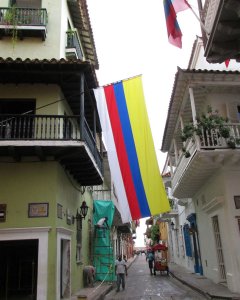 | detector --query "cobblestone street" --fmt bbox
[104,255,207,300]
